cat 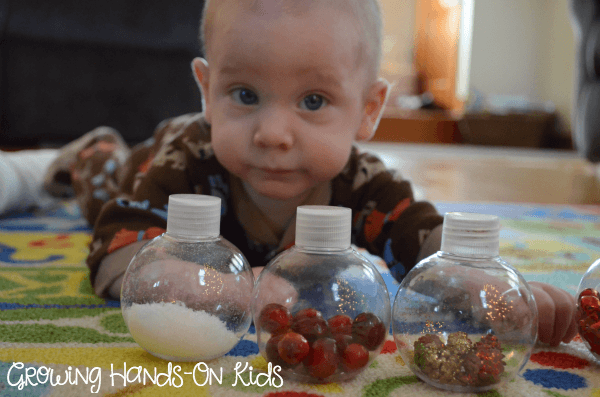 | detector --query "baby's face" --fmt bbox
[198,1,375,202]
